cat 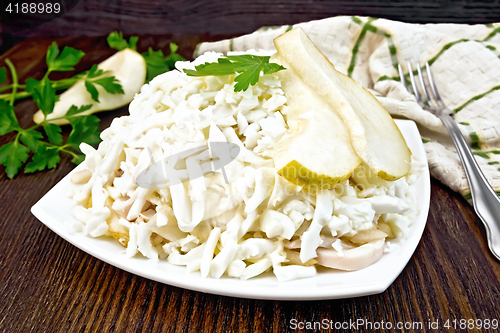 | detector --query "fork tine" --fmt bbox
[407,62,423,105]
[425,62,444,107]
[398,64,408,91]
[417,63,432,104]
